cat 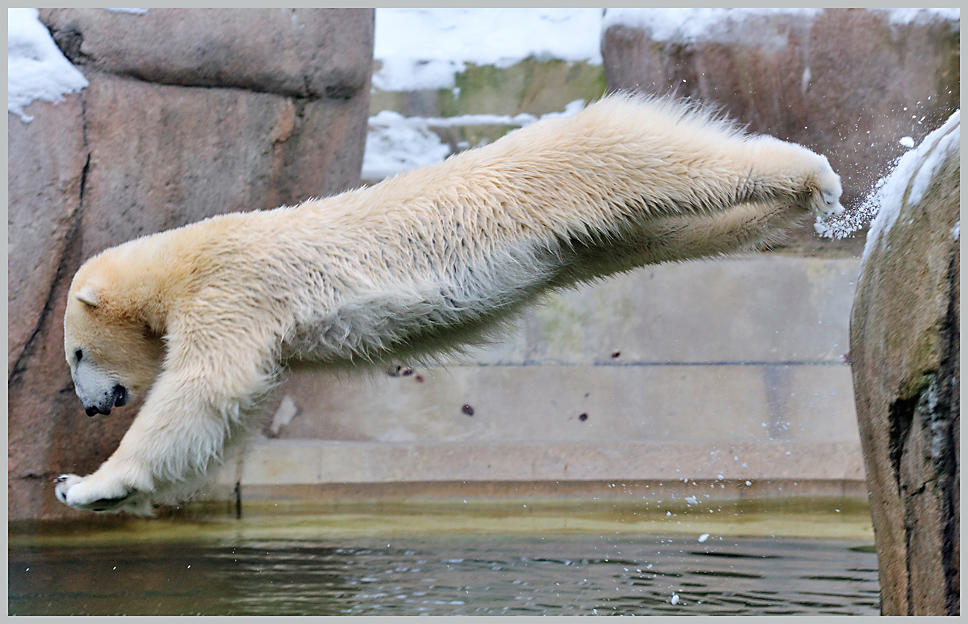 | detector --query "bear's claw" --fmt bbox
[812,159,843,217]
[54,473,149,514]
